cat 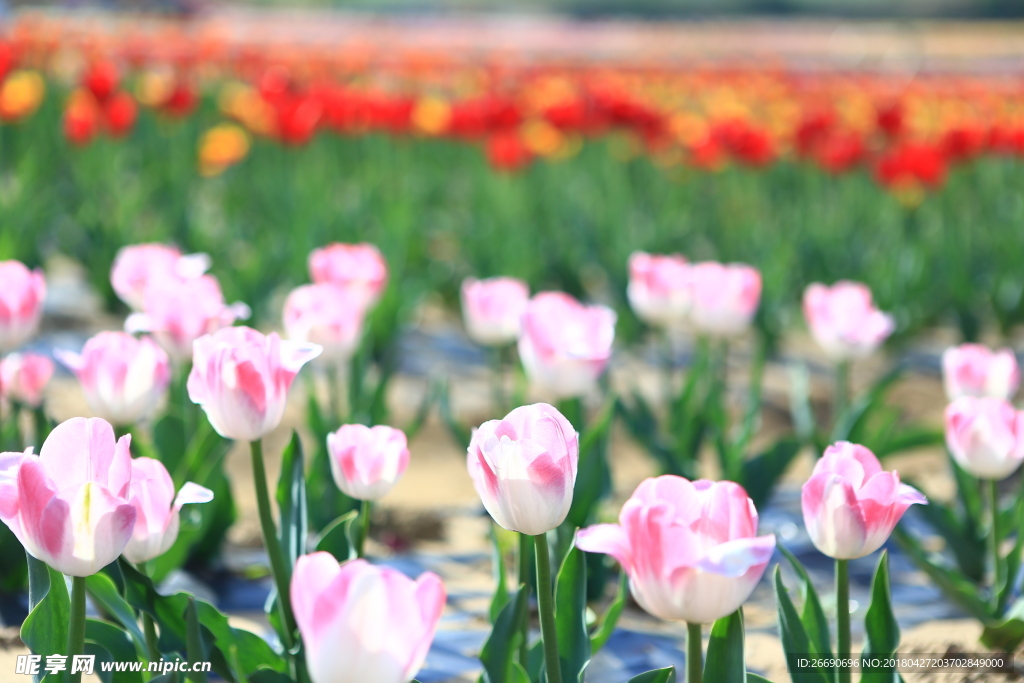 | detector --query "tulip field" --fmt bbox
[4,10,1024,683]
